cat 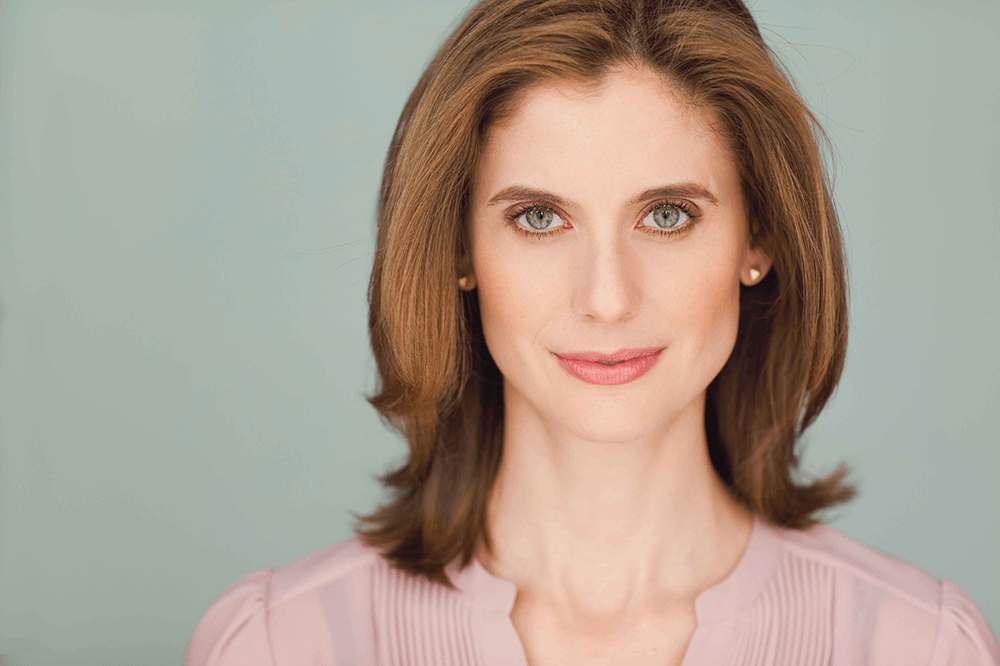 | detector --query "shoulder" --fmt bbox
[183,536,383,666]
[765,520,999,666]
[773,521,942,609]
